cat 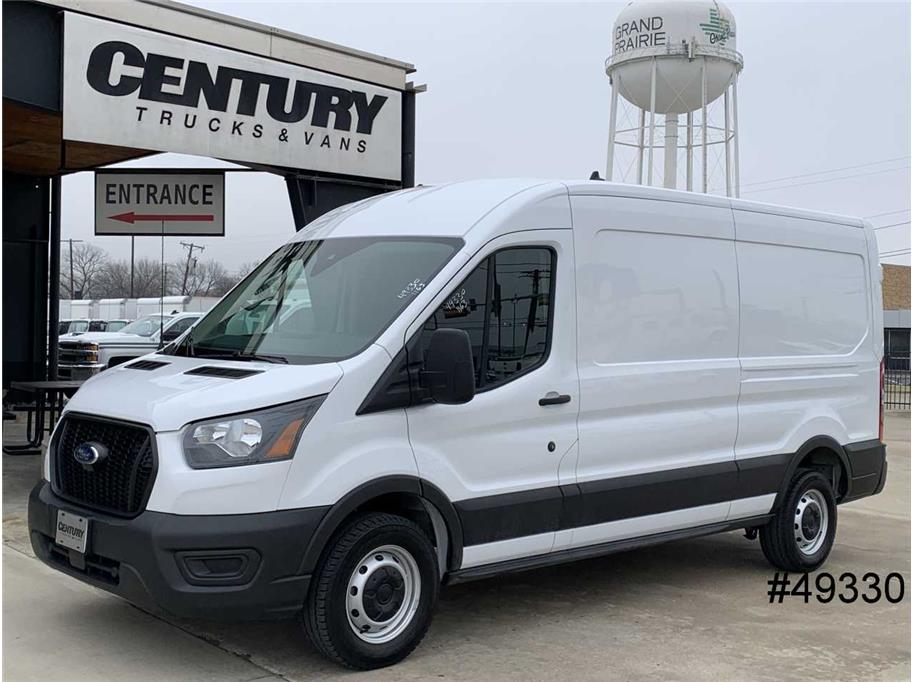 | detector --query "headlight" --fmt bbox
[182,395,326,469]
